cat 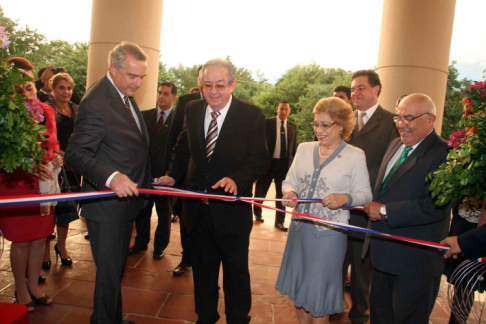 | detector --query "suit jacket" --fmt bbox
[265,117,297,168]
[65,75,152,223]
[142,107,174,177]
[369,131,452,279]
[347,105,399,237]
[458,224,486,259]
[165,92,203,172]
[168,97,269,235]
